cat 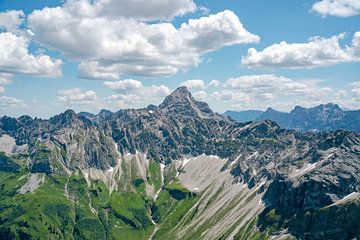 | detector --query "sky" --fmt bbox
[0,0,359,118]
